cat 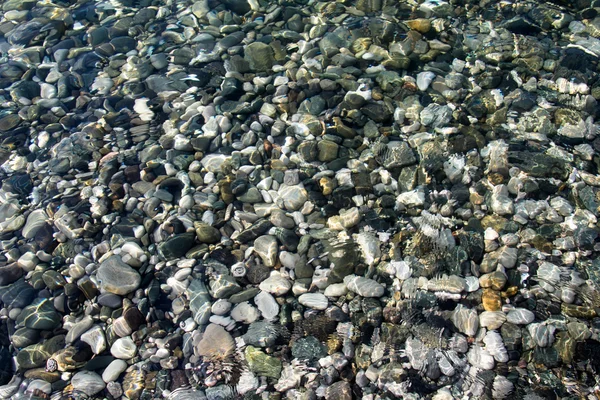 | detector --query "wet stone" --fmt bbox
[157,232,196,260]
[244,346,282,379]
[96,256,141,296]
[16,298,61,330]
